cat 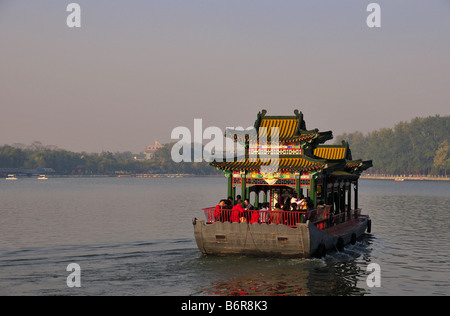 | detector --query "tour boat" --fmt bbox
[193,110,373,258]
[37,174,48,180]
[6,174,18,180]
